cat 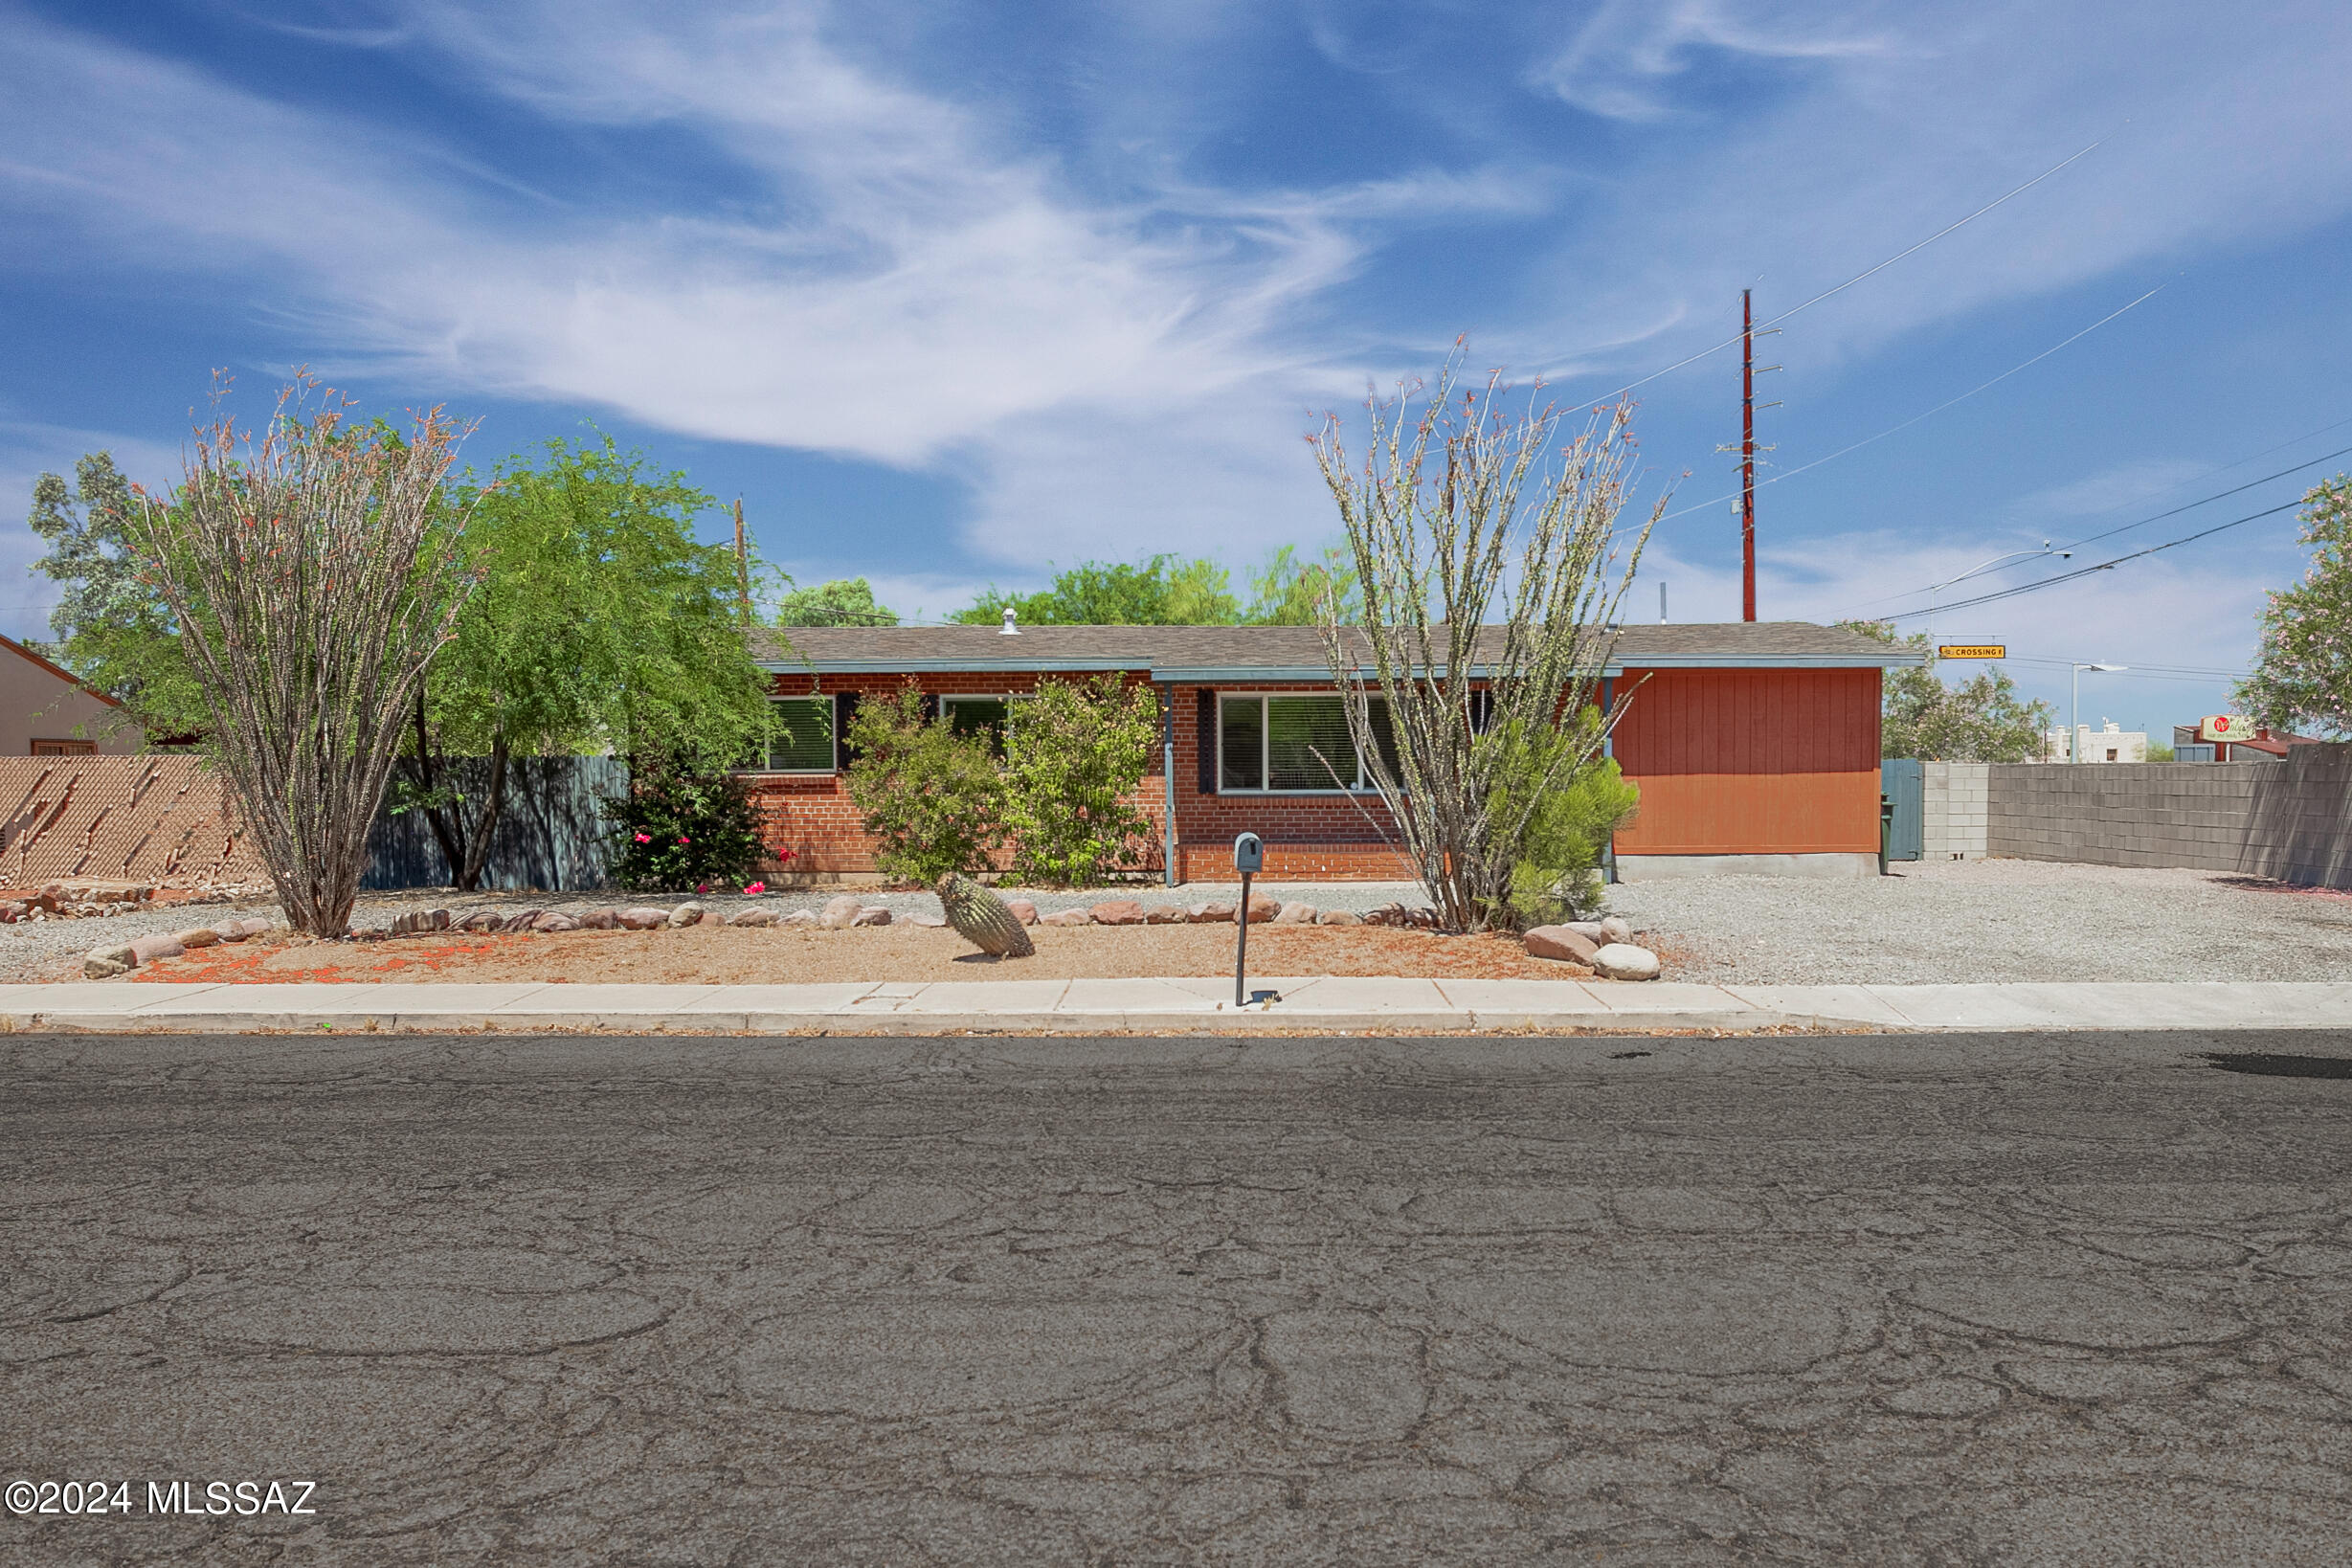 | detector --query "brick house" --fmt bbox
[743,621,1919,884]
